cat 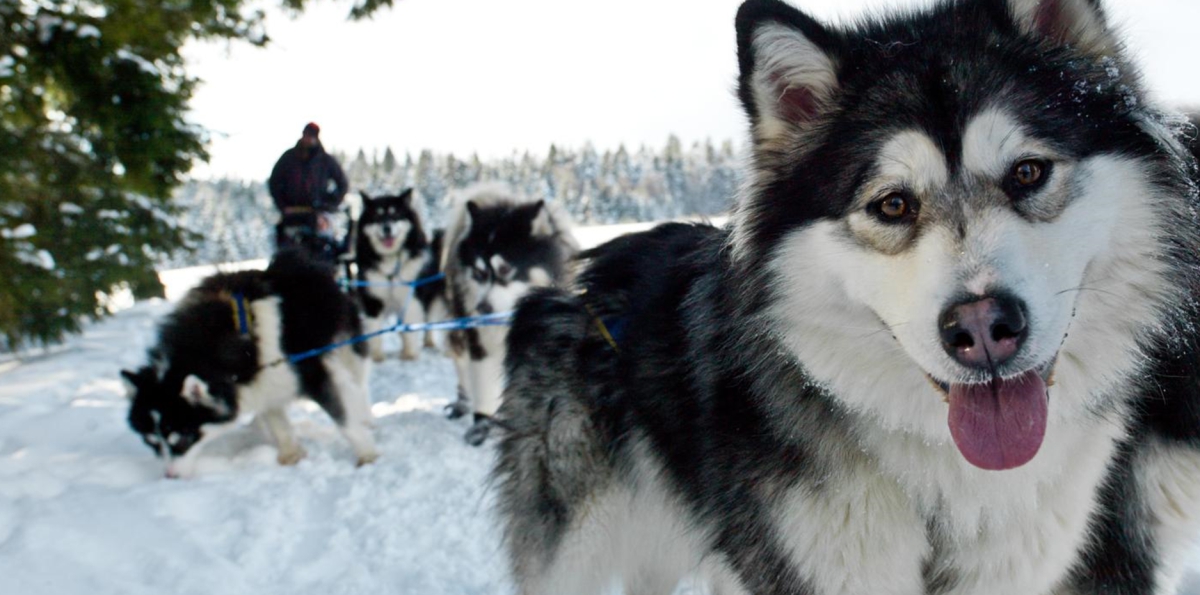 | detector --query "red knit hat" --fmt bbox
[302,122,320,137]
